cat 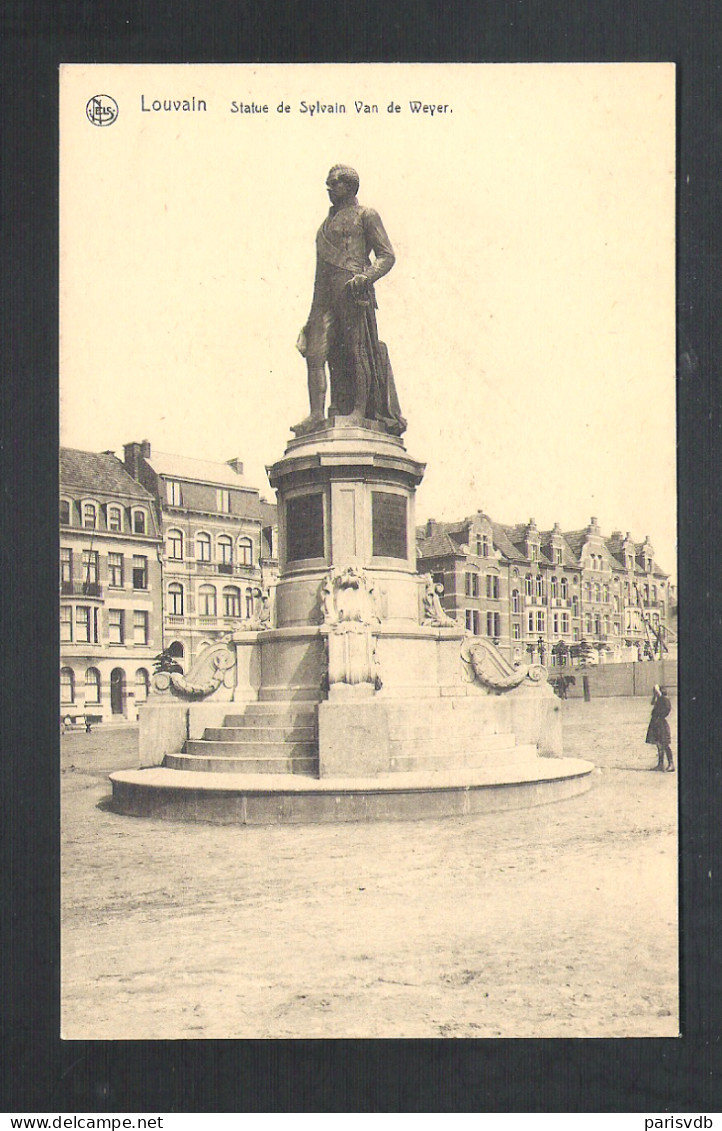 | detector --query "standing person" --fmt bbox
[646,684,674,771]
[293,165,406,436]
